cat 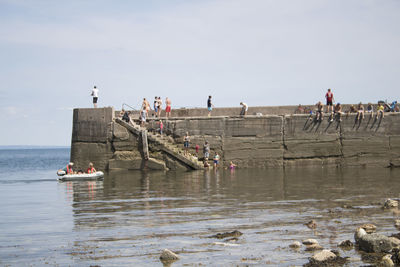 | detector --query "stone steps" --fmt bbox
[115,118,203,170]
